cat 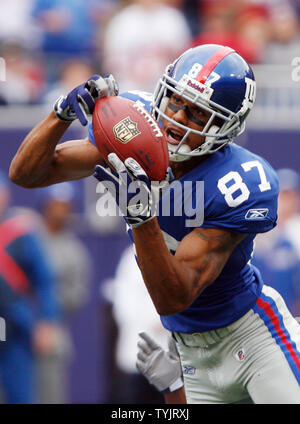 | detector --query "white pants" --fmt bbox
[173,285,300,404]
